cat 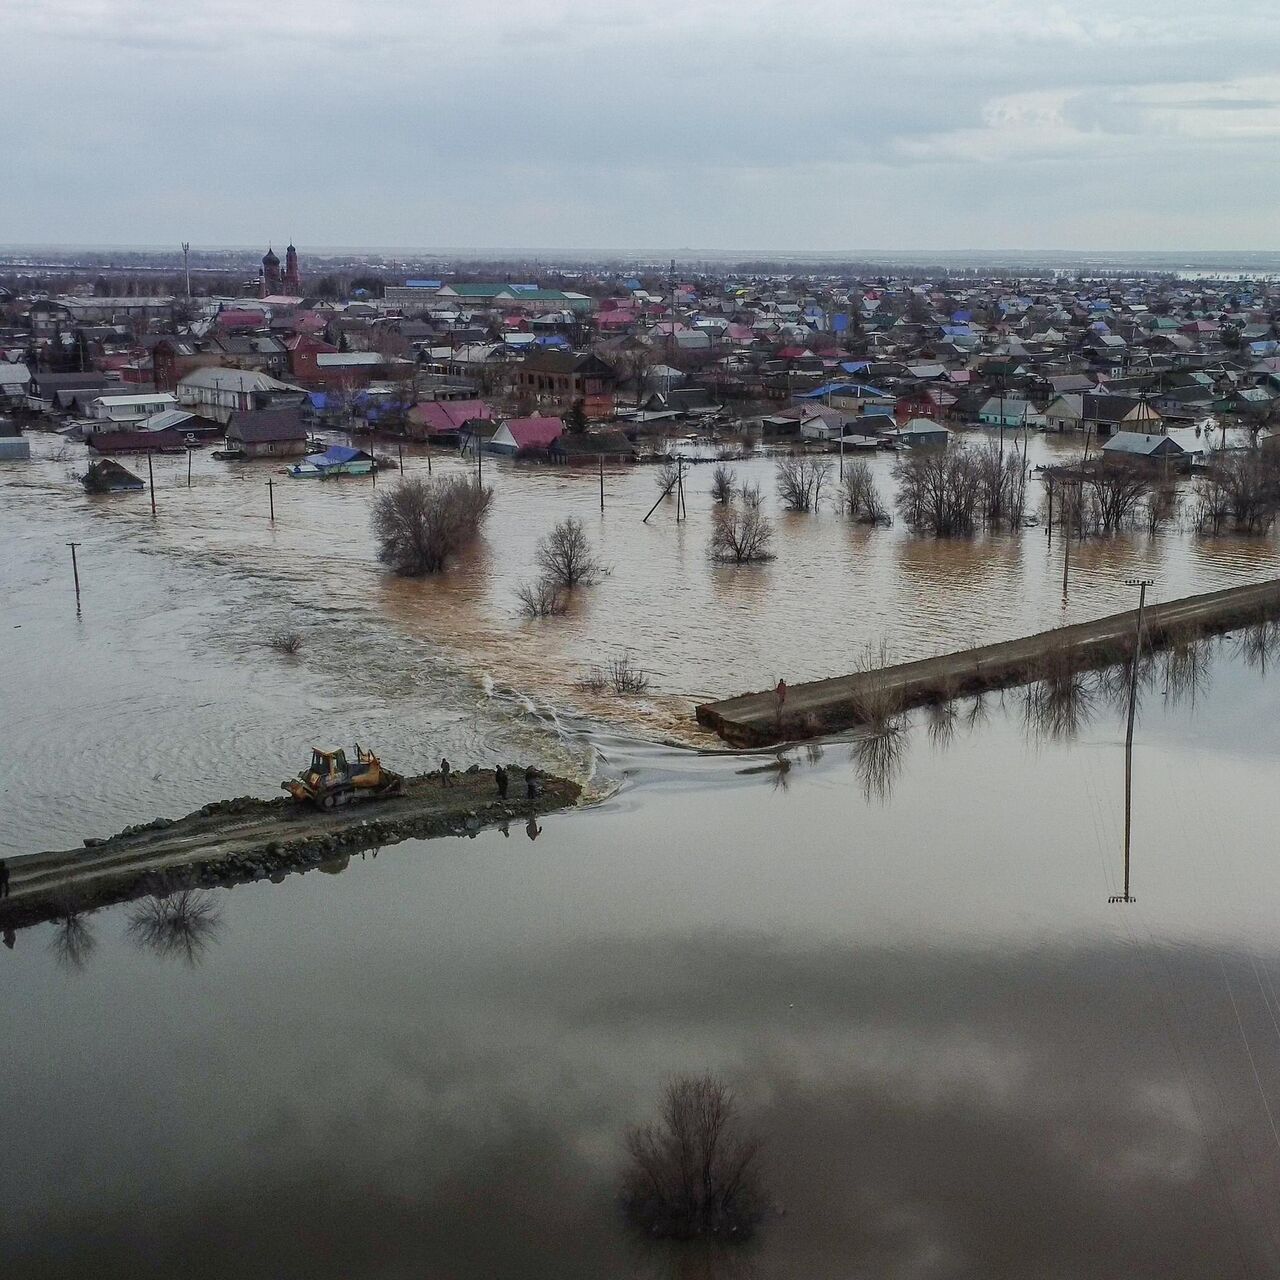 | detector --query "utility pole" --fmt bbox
[67,541,82,612]
[599,454,604,512]
[147,450,156,516]
[1061,479,1074,595]
[267,476,275,522]
[186,444,193,488]
[181,242,191,301]
[1111,578,1153,904]
[398,442,404,474]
